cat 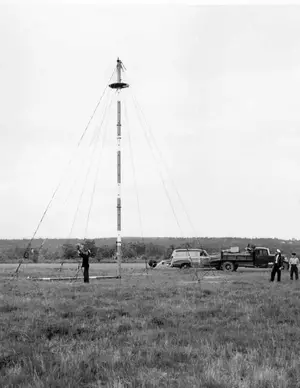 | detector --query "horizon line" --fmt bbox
[0,236,299,241]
